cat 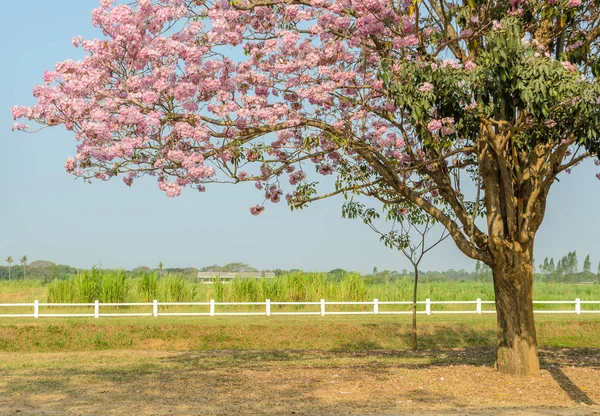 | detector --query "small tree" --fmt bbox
[5,256,13,280]
[344,202,448,350]
[20,256,28,280]
[157,261,164,277]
